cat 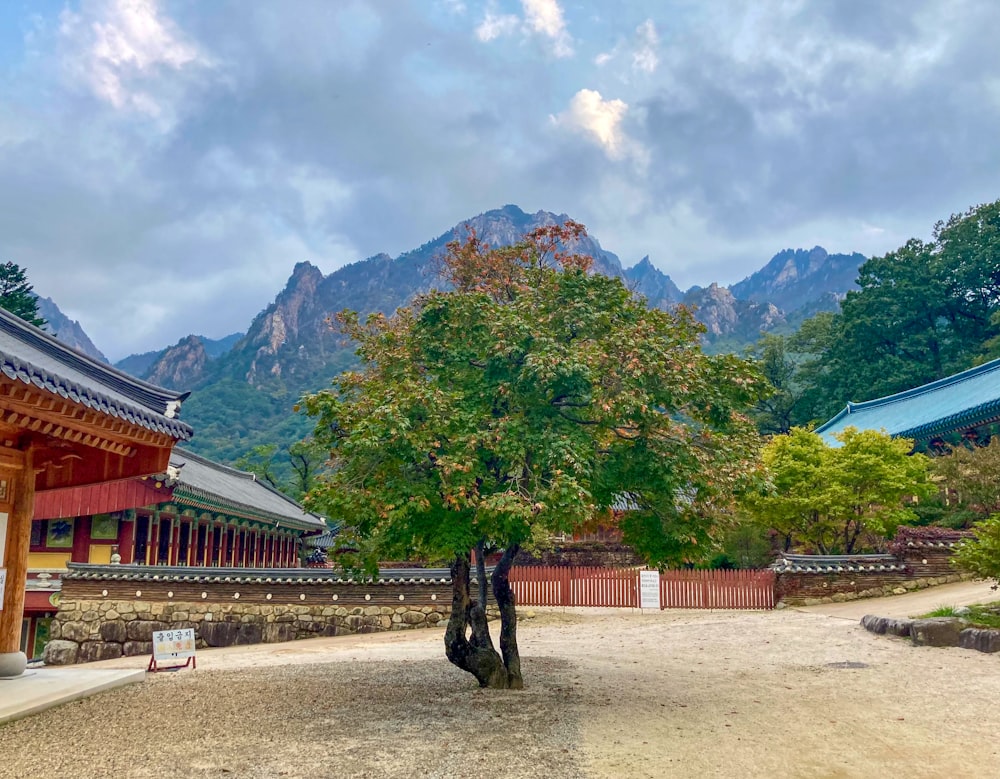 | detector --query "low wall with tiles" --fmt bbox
[43,563,457,665]
[774,531,973,606]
